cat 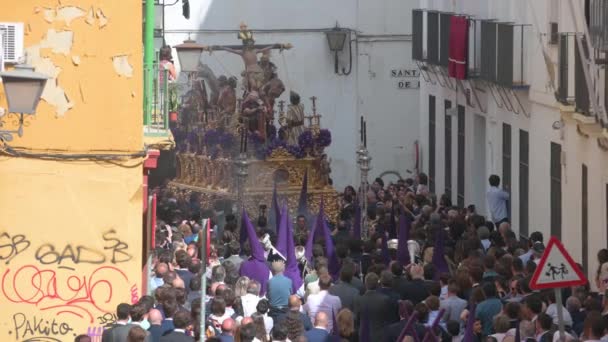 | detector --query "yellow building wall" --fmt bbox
[0,1,144,340]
